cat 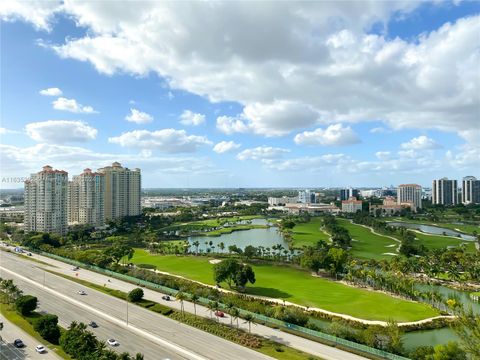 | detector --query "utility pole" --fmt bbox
[126,299,129,326]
